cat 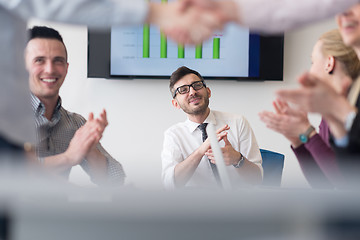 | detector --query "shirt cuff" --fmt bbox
[334,135,349,148]
[344,111,357,132]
